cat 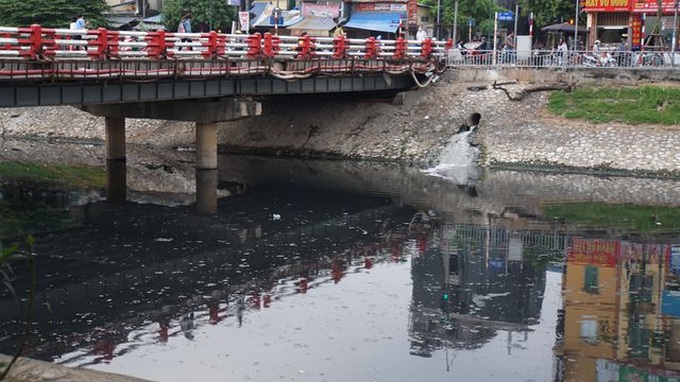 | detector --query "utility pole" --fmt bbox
[436,0,441,39]
[452,0,458,43]
[573,0,579,50]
